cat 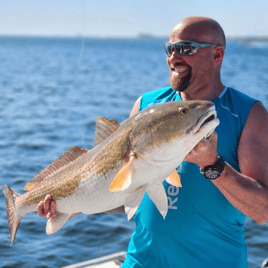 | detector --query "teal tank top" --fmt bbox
[122,87,258,268]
